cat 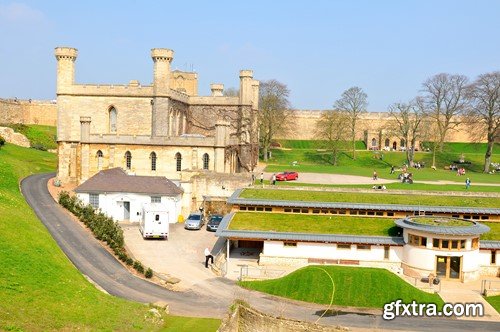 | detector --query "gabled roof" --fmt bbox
[75,168,183,196]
